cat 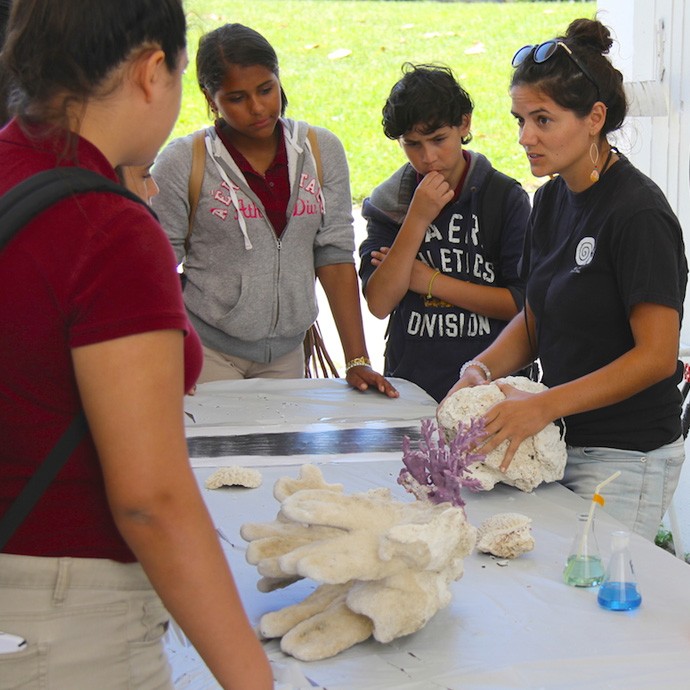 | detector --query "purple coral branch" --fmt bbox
[398,418,486,508]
